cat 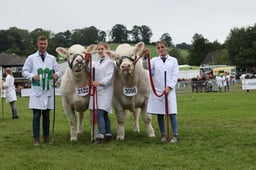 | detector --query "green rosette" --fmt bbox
[44,68,50,90]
